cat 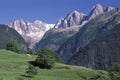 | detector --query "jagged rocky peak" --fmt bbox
[8,19,54,48]
[33,20,55,29]
[105,6,115,12]
[54,18,64,28]
[66,10,85,26]
[89,4,104,19]
[54,10,86,28]
[10,19,24,27]
[66,10,85,19]
[55,4,107,29]
[9,19,27,34]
